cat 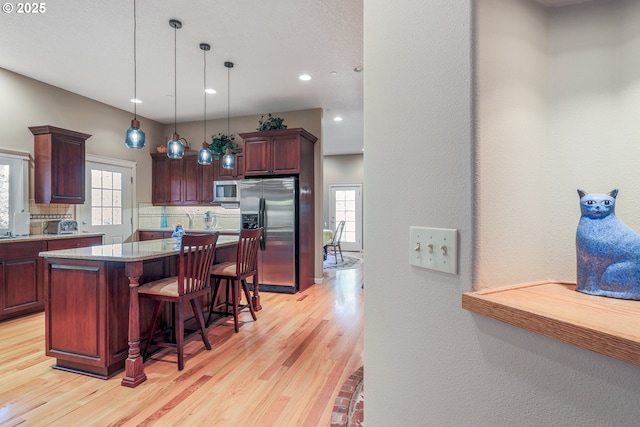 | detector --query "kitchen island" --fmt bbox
[39,235,239,387]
